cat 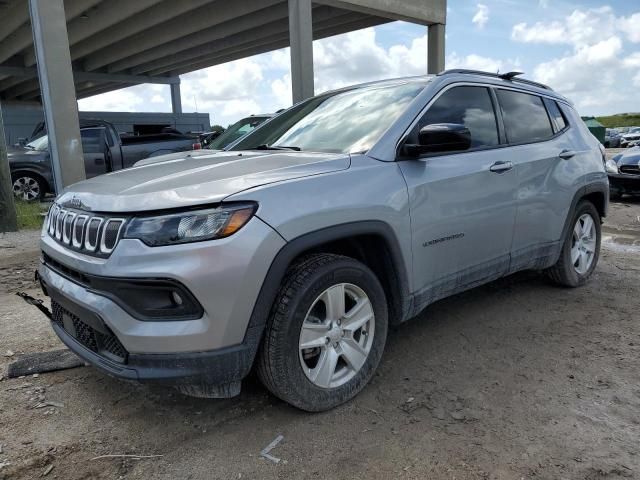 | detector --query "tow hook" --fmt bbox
[16,291,52,320]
